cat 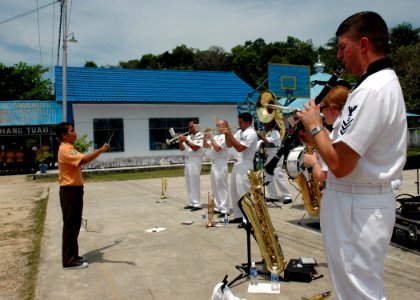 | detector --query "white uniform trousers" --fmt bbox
[264,166,291,200]
[210,159,229,214]
[185,156,202,208]
[230,160,253,219]
[320,189,395,300]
